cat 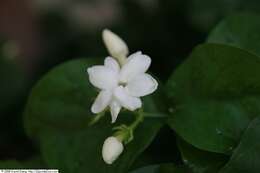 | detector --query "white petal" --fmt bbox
[113,86,142,111]
[119,52,151,83]
[104,57,120,73]
[91,90,112,114]
[102,29,129,63]
[87,66,118,90]
[126,73,158,97]
[102,136,124,164]
[110,101,121,123]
